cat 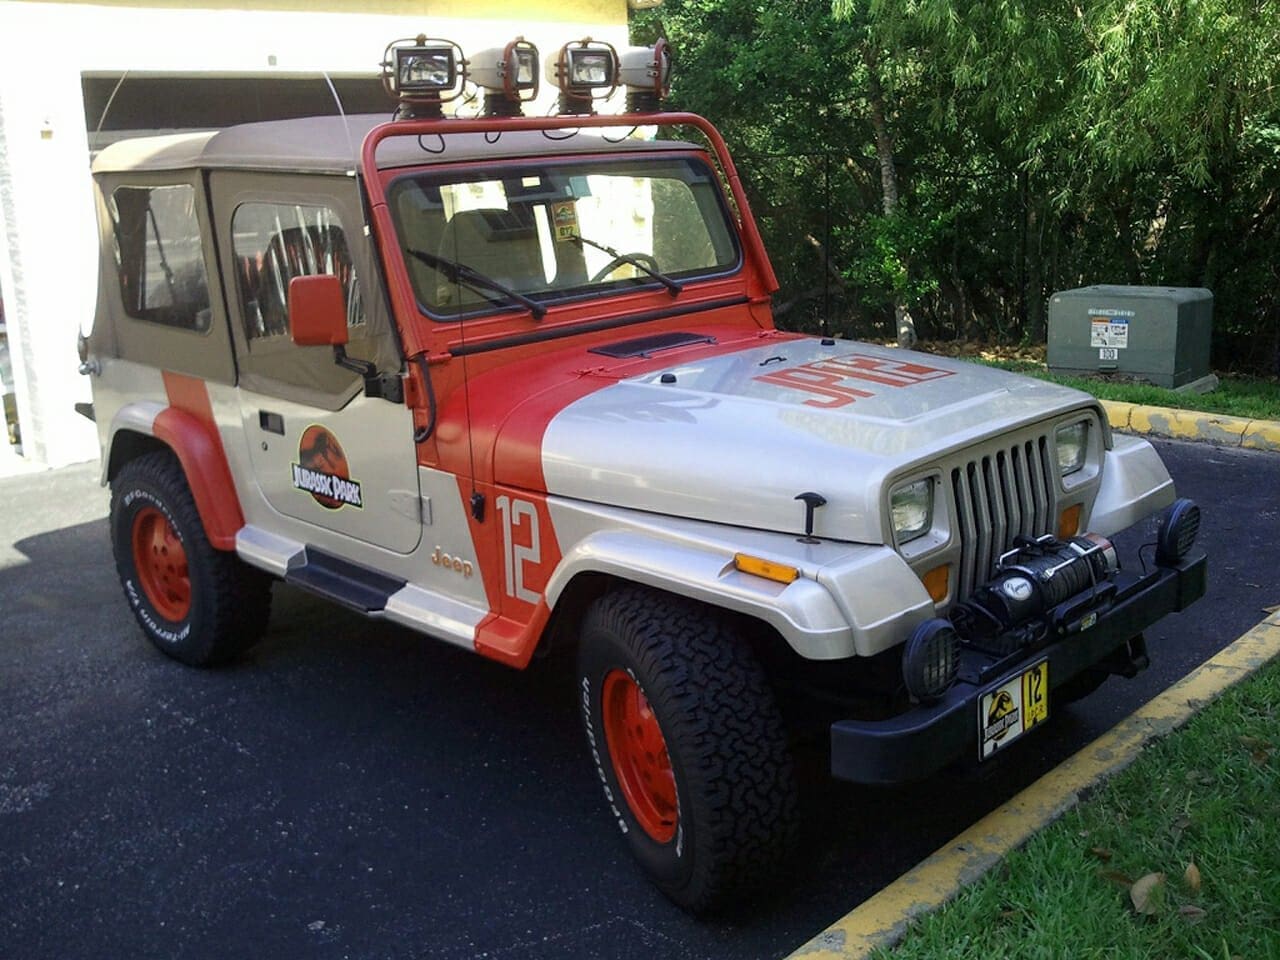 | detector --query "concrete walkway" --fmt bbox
[0,444,49,479]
